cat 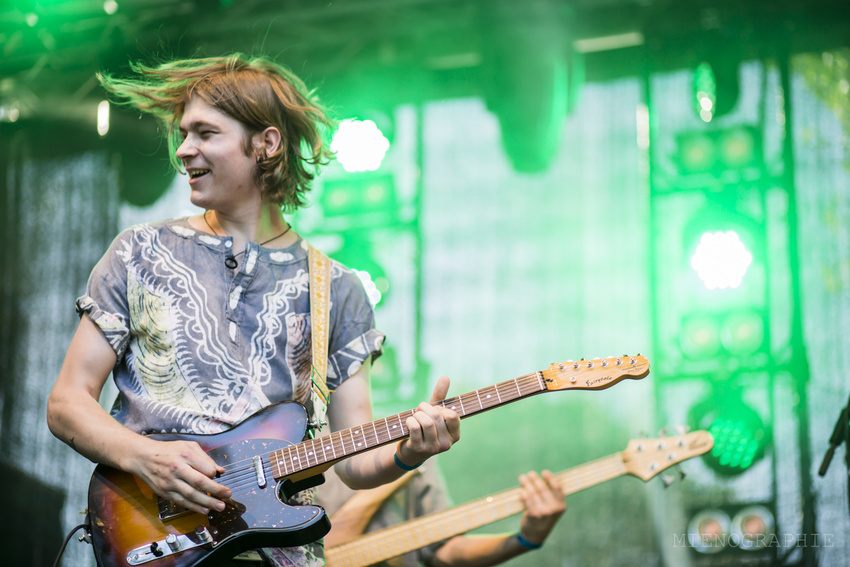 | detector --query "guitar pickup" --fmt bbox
[254,455,266,488]
[158,498,190,521]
